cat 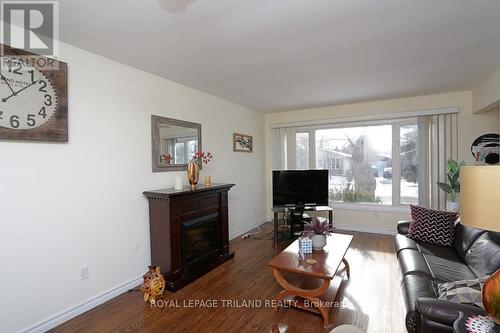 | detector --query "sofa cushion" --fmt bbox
[395,234,419,255]
[417,241,462,263]
[408,205,458,246]
[465,233,500,277]
[453,223,485,260]
[398,249,432,278]
[424,254,477,283]
[437,276,488,309]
